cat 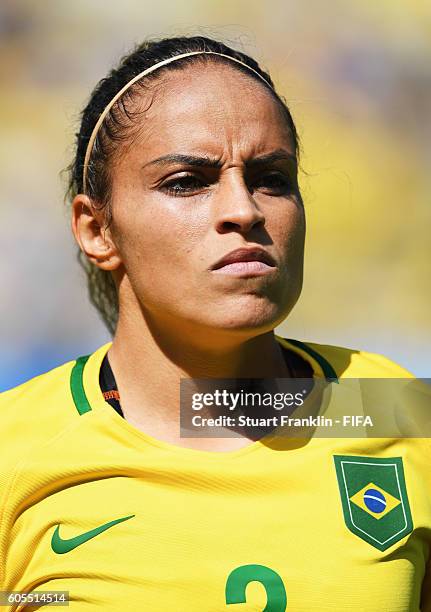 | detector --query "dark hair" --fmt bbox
[66,35,300,334]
